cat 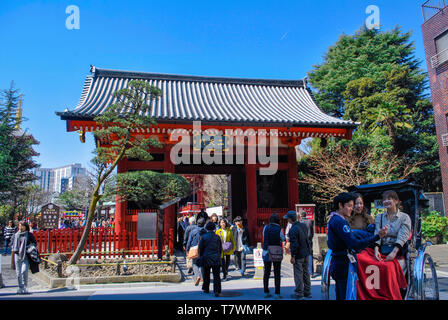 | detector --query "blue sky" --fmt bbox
[0,0,430,171]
